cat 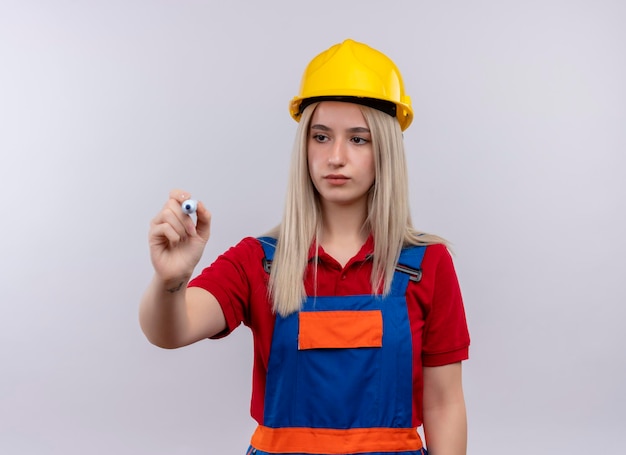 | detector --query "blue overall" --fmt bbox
[248,237,428,455]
